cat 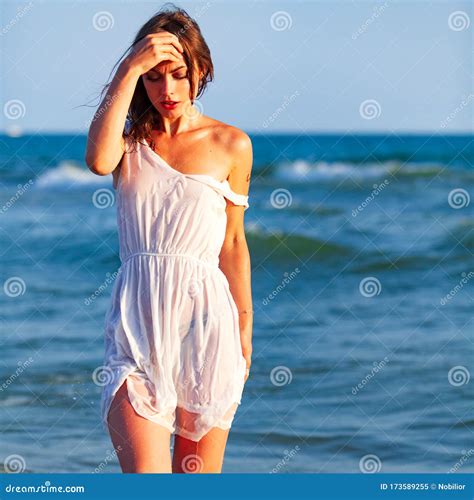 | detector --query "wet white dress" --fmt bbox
[100,134,249,442]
